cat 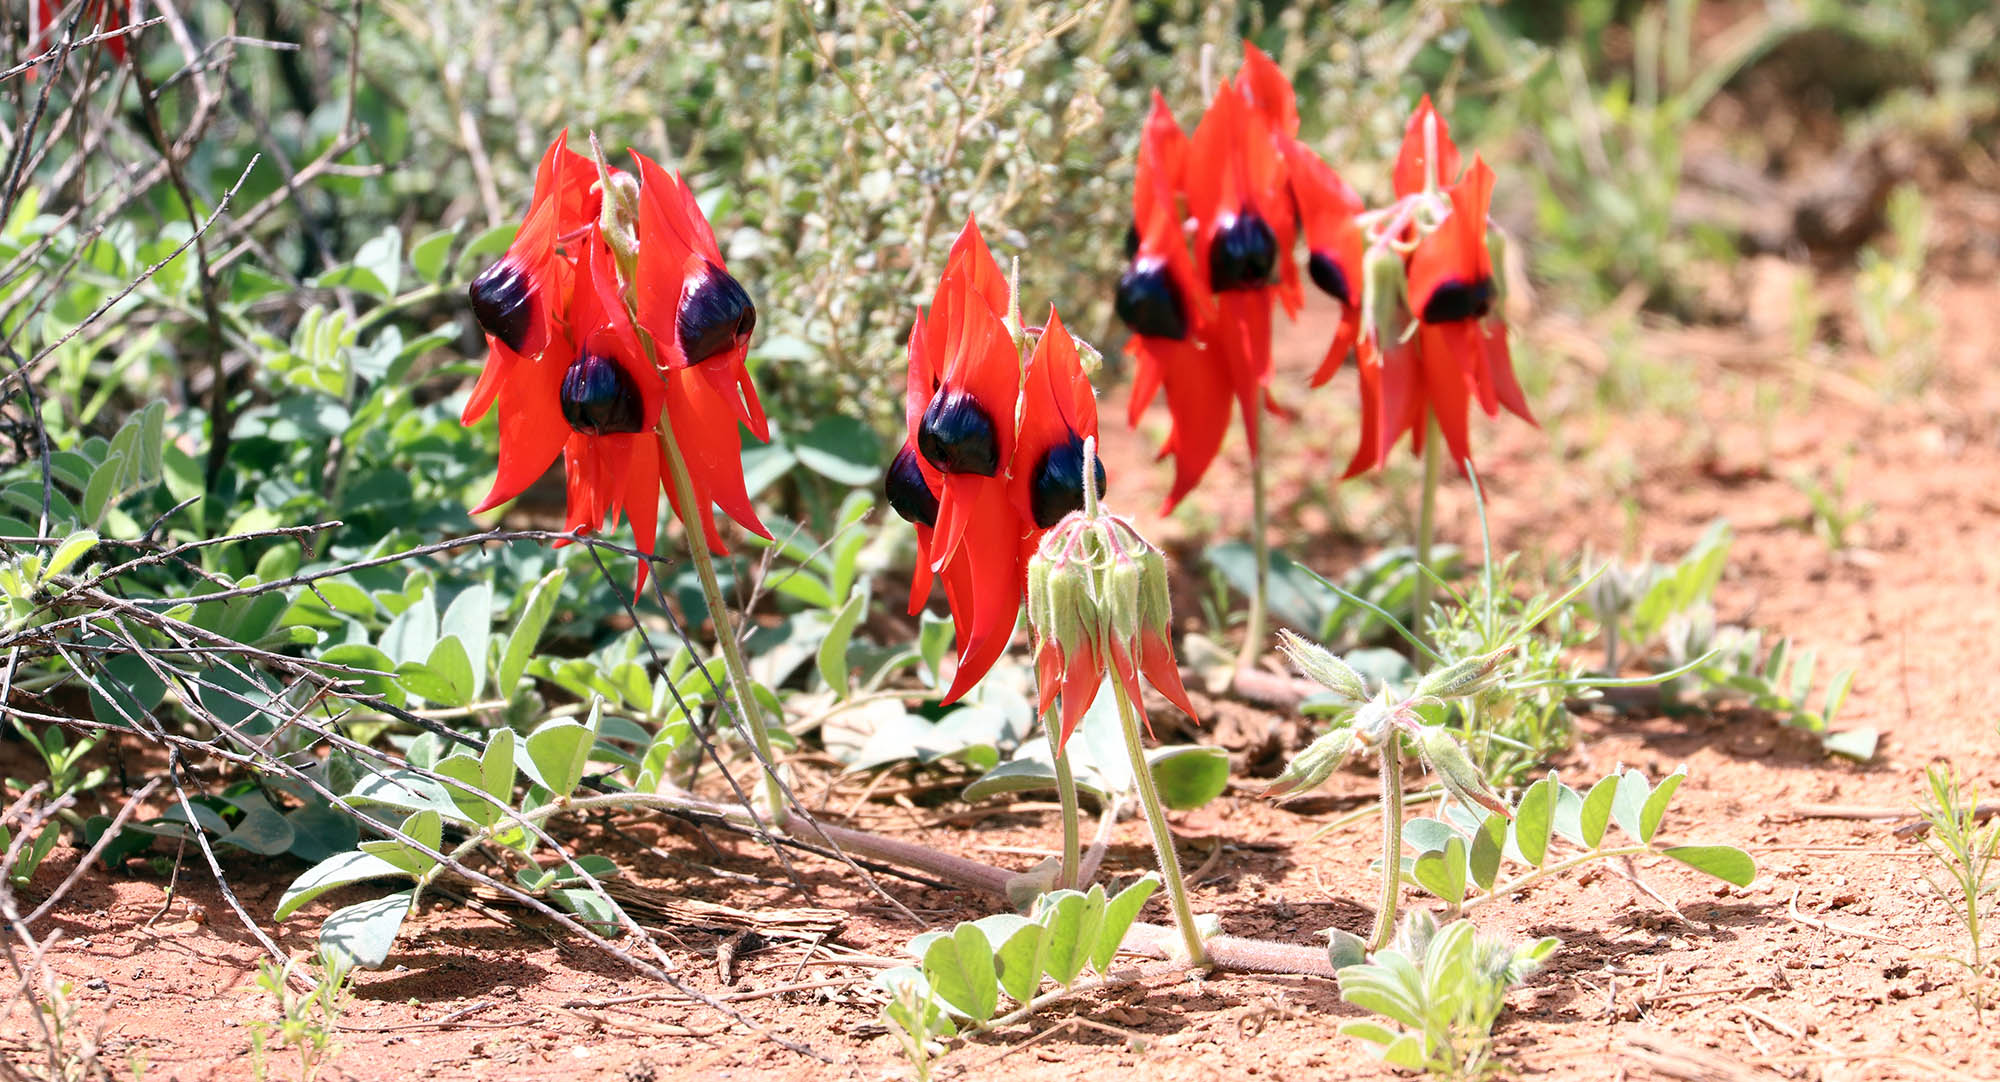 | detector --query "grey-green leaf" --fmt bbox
[321,889,414,968]
[922,922,999,1022]
[1411,836,1468,905]
[816,585,866,699]
[1091,875,1159,971]
[498,569,566,694]
[1468,812,1506,891]
[434,754,499,827]
[524,718,594,799]
[276,849,410,921]
[1579,774,1620,849]
[972,914,1045,1004]
[1638,771,1686,843]
[1663,845,1756,886]
[1036,889,1093,987]
[1514,774,1558,867]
